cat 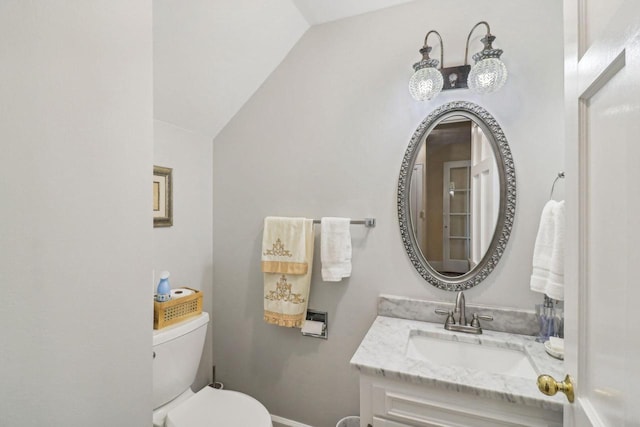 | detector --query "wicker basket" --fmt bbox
[153,287,202,329]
